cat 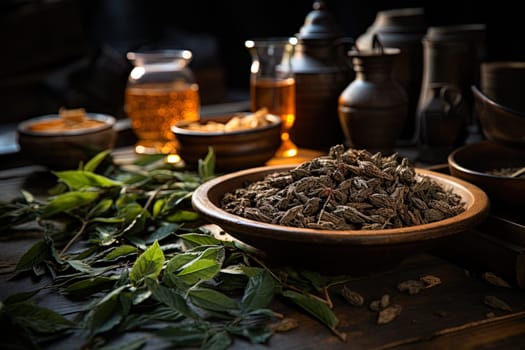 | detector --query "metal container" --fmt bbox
[289,0,353,151]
